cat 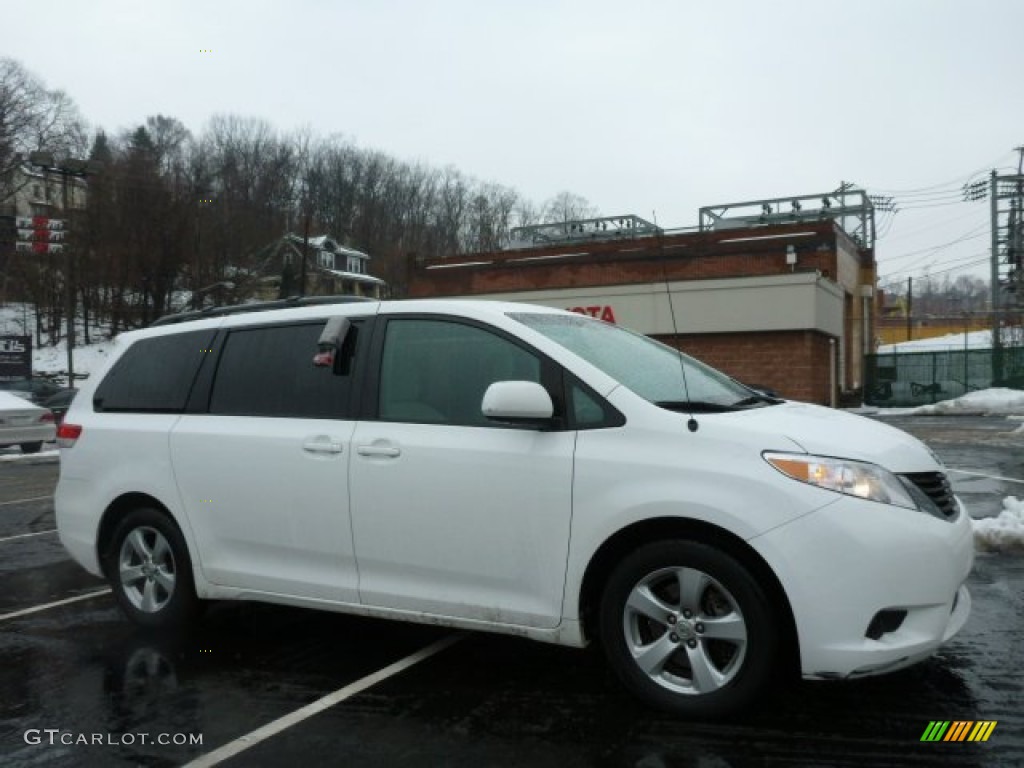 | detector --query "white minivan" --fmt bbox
[55,298,973,717]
